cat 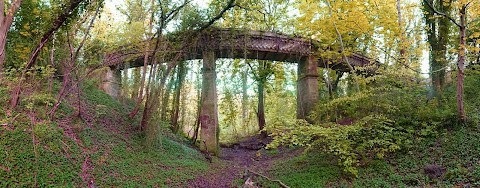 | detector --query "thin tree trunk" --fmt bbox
[0,29,7,77]
[396,0,406,62]
[180,85,186,130]
[24,0,86,71]
[161,70,176,121]
[48,34,56,95]
[241,67,248,127]
[131,68,140,99]
[192,108,201,144]
[10,0,87,109]
[457,5,467,121]
[192,62,202,143]
[257,61,266,138]
[129,0,156,118]
[171,61,186,133]
[122,62,130,103]
[258,79,266,137]
[48,4,100,118]
[0,0,23,77]
[332,71,344,96]
[128,42,151,118]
